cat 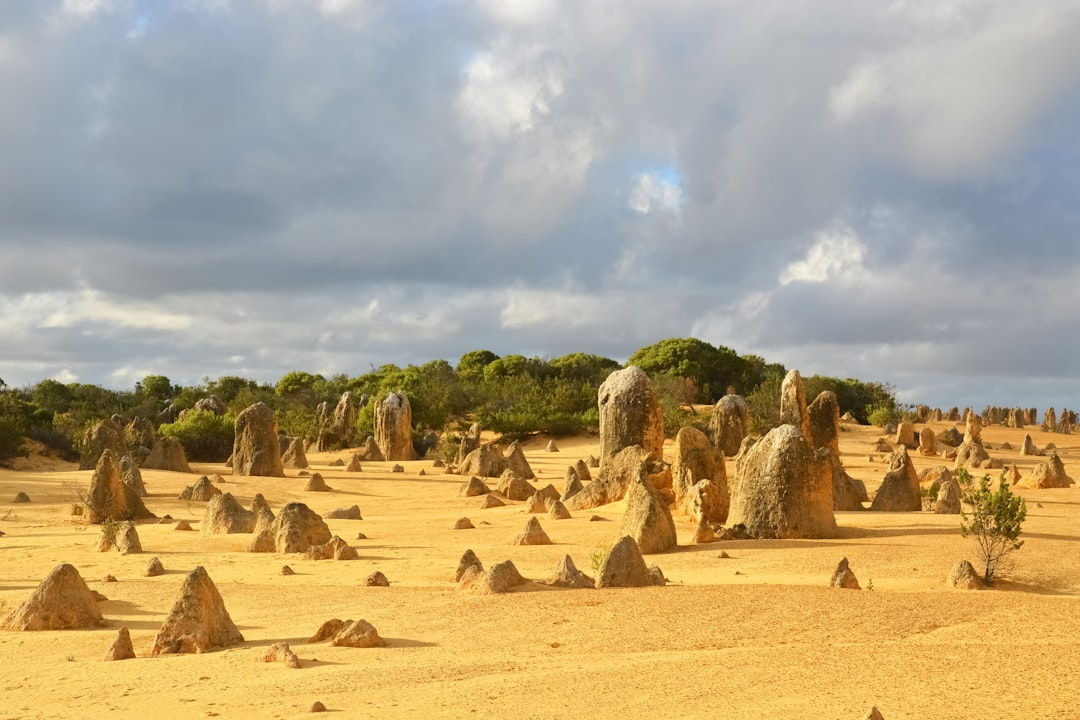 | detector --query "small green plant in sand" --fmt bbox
[958,467,1027,585]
